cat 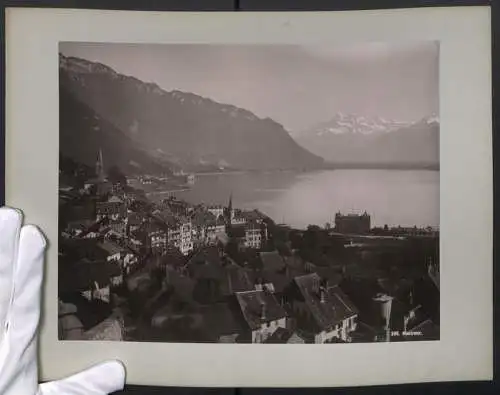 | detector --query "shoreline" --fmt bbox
[193,166,439,177]
[136,169,438,231]
[146,188,190,195]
